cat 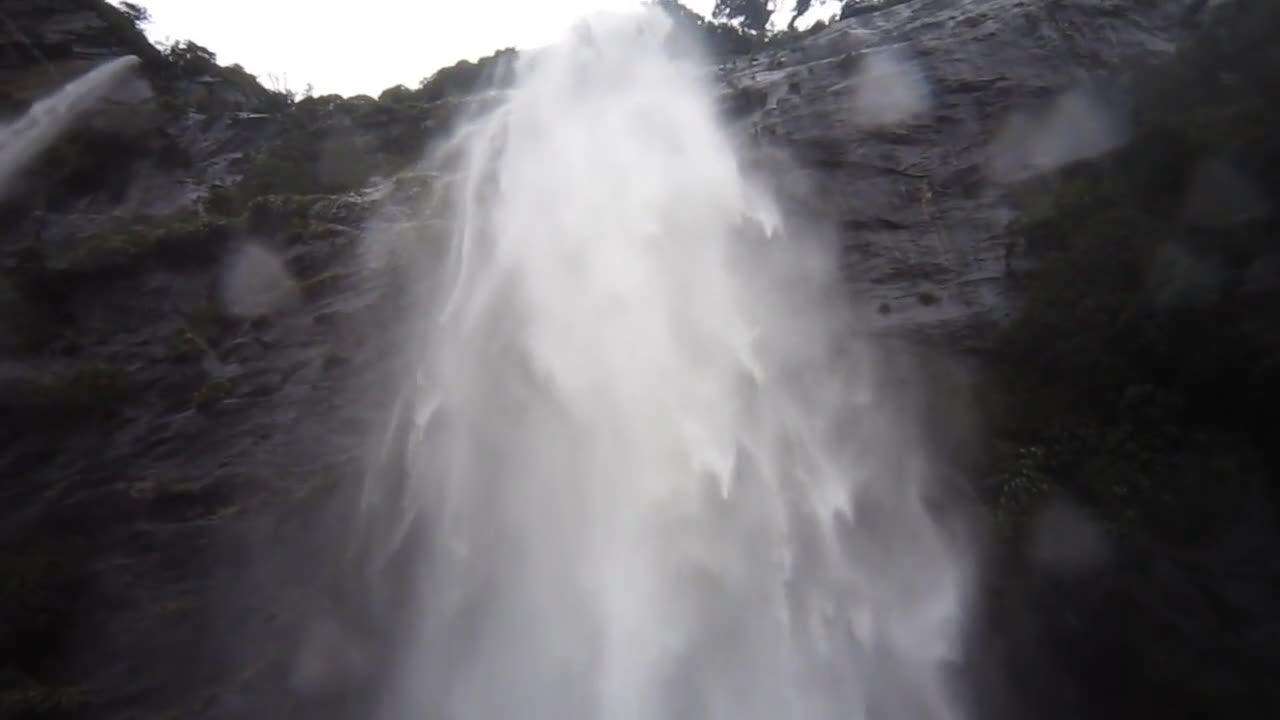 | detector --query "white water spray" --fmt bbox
[363,9,971,720]
[0,55,143,199]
